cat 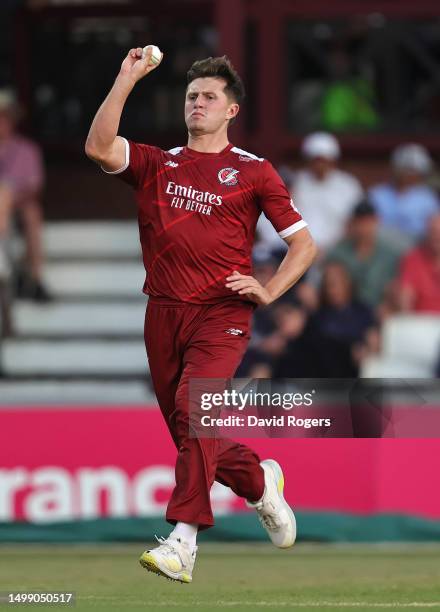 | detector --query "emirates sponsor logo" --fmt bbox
[165,181,223,216]
[165,181,222,206]
[218,167,239,186]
